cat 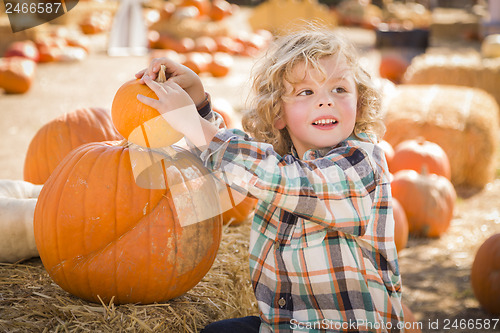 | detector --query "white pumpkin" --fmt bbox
[0,180,43,263]
[481,34,500,58]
